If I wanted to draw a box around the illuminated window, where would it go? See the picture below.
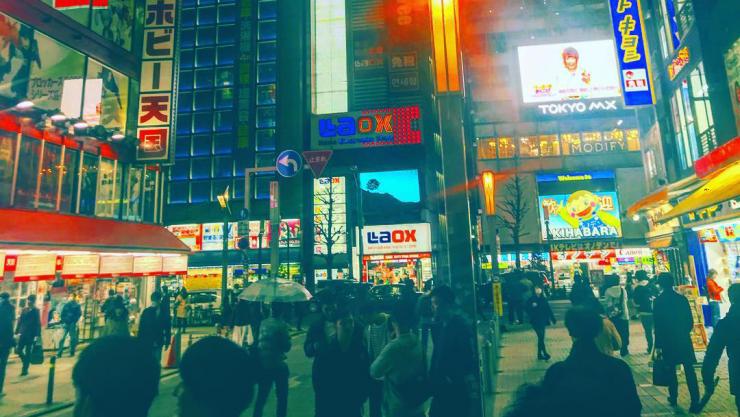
[519,137,538,158]
[497,137,515,159]
[603,129,626,152]
[625,129,640,151]
[477,138,497,159]
[538,135,560,156]
[560,133,580,155]
[311,0,348,114]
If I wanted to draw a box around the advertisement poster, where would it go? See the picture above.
[678,285,708,351]
[539,191,623,240]
[537,172,623,241]
[517,40,621,103]
[167,224,203,251]
[202,222,237,251]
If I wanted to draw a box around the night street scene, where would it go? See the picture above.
[0,0,738,416]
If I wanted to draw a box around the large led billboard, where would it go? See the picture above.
[537,172,623,241]
[518,40,621,104]
[310,105,422,150]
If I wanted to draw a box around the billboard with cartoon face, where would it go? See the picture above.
[537,172,623,241]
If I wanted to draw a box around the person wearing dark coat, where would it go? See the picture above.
[57,293,82,357]
[541,306,642,417]
[702,283,740,414]
[526,286,556,360]
[16,294,41,376]
[653,272,701,412]
[429,286,477,417]
[305,307,370,417]
[0,292,15,395]
[138,292,168,361]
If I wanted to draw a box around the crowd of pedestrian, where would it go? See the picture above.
[505,270,740,416]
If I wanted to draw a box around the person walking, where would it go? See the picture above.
[505,275,525,325]
[569,275,593,307]
[102,291,129,336]
[540,306,642,417]
[429,286,477,417]
[306,307,370,417]
[702,283,740,415]
[370,305,427,417]
[706,269,725,327]
[583,295,622,357]
[363,303,390,417]
[0,293,14,396]
[526,285,556,361]
[416,292,434,365]
[253,303,291,417]
[232,298,251,347]
[632,271,656,353]
[57,293,81,358]
[16,294,40,376]
[604,274,630,356]
[174,288,189,333]
[138,291,168,361]
[653,272,701,413]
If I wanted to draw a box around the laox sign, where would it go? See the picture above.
[537,100,618,115]
[367,229,417,244]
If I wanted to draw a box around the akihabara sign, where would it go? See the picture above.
[137,0,178,162]
[362,223,431,255]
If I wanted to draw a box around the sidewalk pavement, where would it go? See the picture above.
[0,328,214,417]
[493,300,736,417]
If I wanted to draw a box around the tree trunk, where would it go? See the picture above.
[513,232,521,269]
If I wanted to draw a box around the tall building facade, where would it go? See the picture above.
[0,0,188,342]
[628,0,739,307]
[461,0,652,280]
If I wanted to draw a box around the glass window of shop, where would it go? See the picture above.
[671,80,700,170]
[477,138,496,159]
[538,135,560,156]
[497,137,515,158]
[14,137,42,209]
[58,147,79,213]
[95,158,120,218]
[37,142,63,210]
[122,165,144,221]
[0,131,17,206]
[79,153,99,215]
[142,168,159,223]
[560,133,580,155]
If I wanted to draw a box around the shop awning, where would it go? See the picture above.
[627,188,669,217]
[657,162,740,223]
[0,209,191,254]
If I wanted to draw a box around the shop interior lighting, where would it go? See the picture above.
[631,213,641,222]
[110,132,125,141]
[73,121,89,130]
[50,113,67,122]
[691,219,740,232]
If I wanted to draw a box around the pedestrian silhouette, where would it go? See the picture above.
[702,282,740,413]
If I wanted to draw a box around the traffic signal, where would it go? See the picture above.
[481,170,495,216]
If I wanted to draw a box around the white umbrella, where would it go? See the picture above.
[238,278,312,303]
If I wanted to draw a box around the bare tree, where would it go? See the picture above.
[314,179,345,278]
[497,174,530,269]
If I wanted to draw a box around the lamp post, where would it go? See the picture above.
[350,167,364,282]
[217,186,231,310]
[542,203,556,282]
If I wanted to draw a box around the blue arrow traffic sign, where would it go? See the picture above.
[276,150,303,178]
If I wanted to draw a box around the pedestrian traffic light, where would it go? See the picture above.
[481,170,495,216]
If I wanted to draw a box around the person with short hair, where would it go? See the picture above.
[703,283,740,414]
[253,304,291,417]
[57,292,82,358]
[654,272,701,412]
[138,291,169,361]
[177,336,256,417]
[526,285,556,361]
[0,292,14,395]
[429,286,476,417]
[72,336,160,417]
[603,274,630,356]
[370,304,426,417]
[540,307,641,417]
[16,294,40,376]
[706,269,725,327]
[632,271,657,353]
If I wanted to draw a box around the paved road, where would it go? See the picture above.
[44,333,315,417]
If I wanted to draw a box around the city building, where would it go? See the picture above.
[0,0,188,344]
[628,0,739,320]
[461,0,651,283]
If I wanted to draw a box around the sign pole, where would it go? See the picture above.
[269,181,280,279]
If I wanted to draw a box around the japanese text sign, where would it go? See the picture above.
[608,0,656,106]
[137,0,178,162]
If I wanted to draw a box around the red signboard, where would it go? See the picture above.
[694,136,740,178]
[55,0,108,8]
[303,150,333,178]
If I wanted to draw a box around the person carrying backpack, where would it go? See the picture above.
[57,293,82,357]
[370,305,427,417]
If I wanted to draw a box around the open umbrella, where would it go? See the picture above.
[238,278,312,303]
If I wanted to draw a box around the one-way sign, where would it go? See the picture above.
[302,150,333,178]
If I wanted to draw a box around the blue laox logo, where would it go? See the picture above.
[367,230,417,244]
[318,114,393,138]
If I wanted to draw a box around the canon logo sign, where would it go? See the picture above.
[367,230,417,244]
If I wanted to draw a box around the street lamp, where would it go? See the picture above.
[218,186,231,311]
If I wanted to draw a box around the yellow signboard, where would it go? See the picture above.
[492,282,503,317]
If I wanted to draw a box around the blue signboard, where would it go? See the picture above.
[608,0,656,106]
[276,150,302,178]
[664,0,681,50]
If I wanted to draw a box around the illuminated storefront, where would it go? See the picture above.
[361,223,432,288]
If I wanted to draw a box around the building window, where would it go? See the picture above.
[538,135,560,156]
[561,133,580,155]
[311,0,348,114]
[625,129,640,151]
[497,137,516,159]
[14,138,41,209]
[256,129,277,151]
[95,158,120,219]
[688,63,717,154]
[37,143,63,210]
[191,180,212,203]
[519,137,538,158]
[59,148,79,213]
[169,181,189,204]
[0,132,17,206]
[671,81,699,169]
[79,153,98,215]
[477,138,496,159]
